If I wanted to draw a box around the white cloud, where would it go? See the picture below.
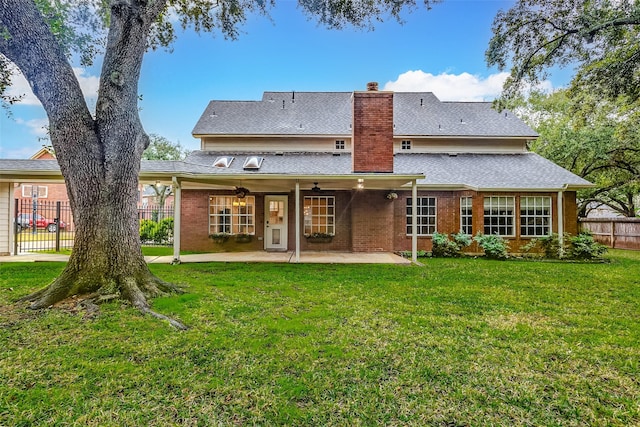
[384,70,555,101]
[15,117,49,138]
[384,70,509,101]
[6,66,100,106]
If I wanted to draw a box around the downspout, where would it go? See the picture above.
[295,180,300,263]
[412,180,418,263]
[557,188,564,258]
[172,177,181,264]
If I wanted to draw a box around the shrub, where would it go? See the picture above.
[567,232,607,260]
[521,233,567,259]
[139,217,174,244]
[431,232,472,257]
[139,219,159,243]
[400,250,428,258]
[474,233,509,260]
[154,217,174,244]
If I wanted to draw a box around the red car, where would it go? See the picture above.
[15,213,66,233]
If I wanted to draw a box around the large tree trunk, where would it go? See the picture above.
[0,0,185,328]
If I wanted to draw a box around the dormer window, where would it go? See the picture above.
[335,140,345,150]
[401,140,412,150]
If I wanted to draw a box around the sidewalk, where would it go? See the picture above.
[1,251,411,265]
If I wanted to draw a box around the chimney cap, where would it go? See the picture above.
[366,82,379,91]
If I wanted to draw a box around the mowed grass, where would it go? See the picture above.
[1,251,639,426]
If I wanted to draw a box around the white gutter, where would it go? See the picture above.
[412,180,418,264]
[172,177,181,264]
[557,188,564,257]
[295,180,300,263]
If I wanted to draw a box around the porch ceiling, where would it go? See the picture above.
[177,174,422,192]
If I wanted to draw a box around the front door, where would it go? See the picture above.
[265,196,288,251]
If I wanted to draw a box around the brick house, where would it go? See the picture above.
[0,83,592,260]
[178,83,591,260]
[12,147,69,201]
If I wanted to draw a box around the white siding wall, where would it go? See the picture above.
[0,182,11,255]
[394,138,528,154]
[202,136,527,154]
[203,137,351,152]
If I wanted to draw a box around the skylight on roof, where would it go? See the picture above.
[213,156,234,168]
[243,156,264,170]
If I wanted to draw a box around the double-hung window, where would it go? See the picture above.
[460,196,473,235]
[304,196,335,236]
[483,196,514,236]
[406,197,437,235]
[520,196,552,236]
[209,196,255,235]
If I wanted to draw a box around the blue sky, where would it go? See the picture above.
[0,0,571,158]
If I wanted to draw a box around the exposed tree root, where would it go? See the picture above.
[18,269,188,330]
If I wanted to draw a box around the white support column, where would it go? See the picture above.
[557,190,564,257]
[412,180,418,263]
[172,177,181,264]
[295,180,300,263]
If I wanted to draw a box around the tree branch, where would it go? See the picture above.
[0,0,93,124]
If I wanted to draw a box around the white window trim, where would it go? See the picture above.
[401,140,412,150]
[460,196,473,235]
[483,196,515,237]
[406,196,437,236]
[520,196,553,237]
[209,195,255,235]
[21,184,48,199]
[303,196,335,236]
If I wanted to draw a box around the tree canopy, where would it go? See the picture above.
[142,134,189,206]
[514,89,640,217]
[487,0,640,102]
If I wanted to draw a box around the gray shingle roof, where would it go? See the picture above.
[181,151,591,190]
[0,152,591,191]
[394,153,592,190]
[192,91,538,138]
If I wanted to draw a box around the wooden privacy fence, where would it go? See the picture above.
[580,217,640,250]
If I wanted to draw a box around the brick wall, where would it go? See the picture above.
[181,190,266,252]
[352,90,394,173]
[180,188,582,254]
[351,190,394,252]
[13,183,68,201]
[563,191,578,235]
[295,191,352,251]
[393,190,580,253]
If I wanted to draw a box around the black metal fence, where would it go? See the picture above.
[14,200,174,254]
[138,204,174,247]
[14,198,75,254]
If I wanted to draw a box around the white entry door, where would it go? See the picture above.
[265,196,288,251]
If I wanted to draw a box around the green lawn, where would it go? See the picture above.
[1,250,639,426]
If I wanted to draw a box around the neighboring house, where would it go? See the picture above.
[0,82,593,259]
[13,147,69,202]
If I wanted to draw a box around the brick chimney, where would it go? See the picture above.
[352,82,394,173]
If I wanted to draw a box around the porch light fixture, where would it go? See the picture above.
[213,156,234,168]
[243,156,264,170]
[386,192,398,200]
[357,178,364,190]
[311,182,321,193]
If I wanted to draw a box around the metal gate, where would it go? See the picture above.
[14,199,75,254]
